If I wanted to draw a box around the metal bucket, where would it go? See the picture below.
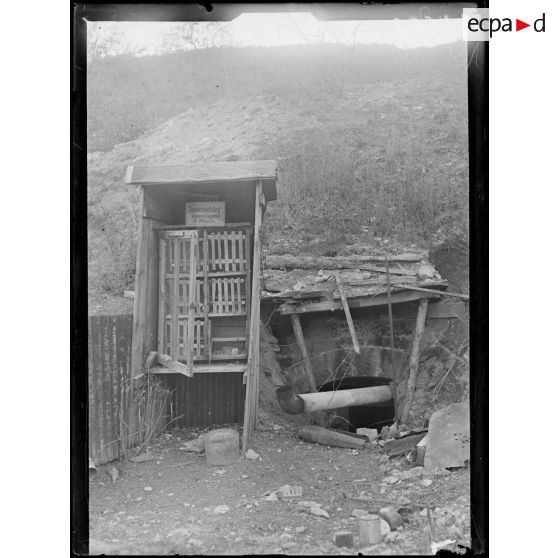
[204,428,239,466]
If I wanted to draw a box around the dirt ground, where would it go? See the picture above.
[89,413,470,556]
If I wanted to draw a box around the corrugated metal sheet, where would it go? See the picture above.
[163,372,246,428]
[88,314,133,465]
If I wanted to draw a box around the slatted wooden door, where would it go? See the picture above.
[158,230,199,373]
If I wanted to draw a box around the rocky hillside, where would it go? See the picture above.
[87,43,469,310]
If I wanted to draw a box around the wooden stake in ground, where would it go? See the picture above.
[334,274,360,354]
[399,298,429,425]
[385,259,399,421]
[290,313,326,426]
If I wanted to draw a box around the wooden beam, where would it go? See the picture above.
[289,314,327,426]
[265,253,426,270]
[150,363,246,375]
[129,189,151,450]
[385,259,399,421]
[242,181,263,455]
[158,354,193,377]
[399,299,429,425]
[335,274,360,354]
[279,289,440,315]
[395,285,469,300]
[186,231,197,375]
[290,314,318,393]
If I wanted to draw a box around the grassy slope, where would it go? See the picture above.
[88,43,469,305]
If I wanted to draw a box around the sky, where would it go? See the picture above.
[88,12,464,57]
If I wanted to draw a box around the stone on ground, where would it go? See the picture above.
[424,402,469,472]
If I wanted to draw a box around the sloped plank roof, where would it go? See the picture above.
[125,160,278,201]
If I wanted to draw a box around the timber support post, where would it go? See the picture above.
[290,313,327,426]
[399,298,429,425]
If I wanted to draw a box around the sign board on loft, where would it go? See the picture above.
[185,202,225,227]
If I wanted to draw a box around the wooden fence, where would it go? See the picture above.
[88,314,133,465]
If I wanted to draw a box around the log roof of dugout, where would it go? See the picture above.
[125,160,278,201]
[261,248,455,316]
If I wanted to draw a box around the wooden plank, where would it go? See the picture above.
[129,189,151,449]
[171,239,180,359]
[335,274,360,354]
[156,222,253,231]
[265,253,426,270]
[224,276,229,313]
[202,230,210,357]
[158,237,166,355]
[290,314,318,392]
[223,230,230,272]
[394,285,469,300]
[238,231,245,271]
[399,299,429,425]
[244,227,252,349]
[217,232,222,272]
[151,363,247,375]
[126,161,277,186]
[231,230,238,271]
[186,232,197,375]
[383,432,427,457]
[158,353,193,377]
[385,259,398,420]
[242,183,263,455]
[279,289,440,315]
[210,232,216,272]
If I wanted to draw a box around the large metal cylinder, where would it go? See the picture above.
[276,384,392,414]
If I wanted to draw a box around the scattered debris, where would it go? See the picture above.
[163,461,196,469]
[379,507,403,530]
[431,539,456,553]
[380,426,391,440]
[308,506,330,519]
[129,453,155,464]
[245,449,260,461]
[333,531,354,548]
[356,428,379,442]
[424,403,469,472]
[352,508,368,518]
[416,435,428,466]
[383,476,400,485]
[213,469,226,476]
[421,478,433,487]
[182,436,205,453]
[384,433,427,457]
[298,501,329,519]
[263,492,279,502]
[297,425,367,449]
[213,505,230,514]
[107,465,119,483]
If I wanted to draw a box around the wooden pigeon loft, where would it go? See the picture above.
[125,160,277,449]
